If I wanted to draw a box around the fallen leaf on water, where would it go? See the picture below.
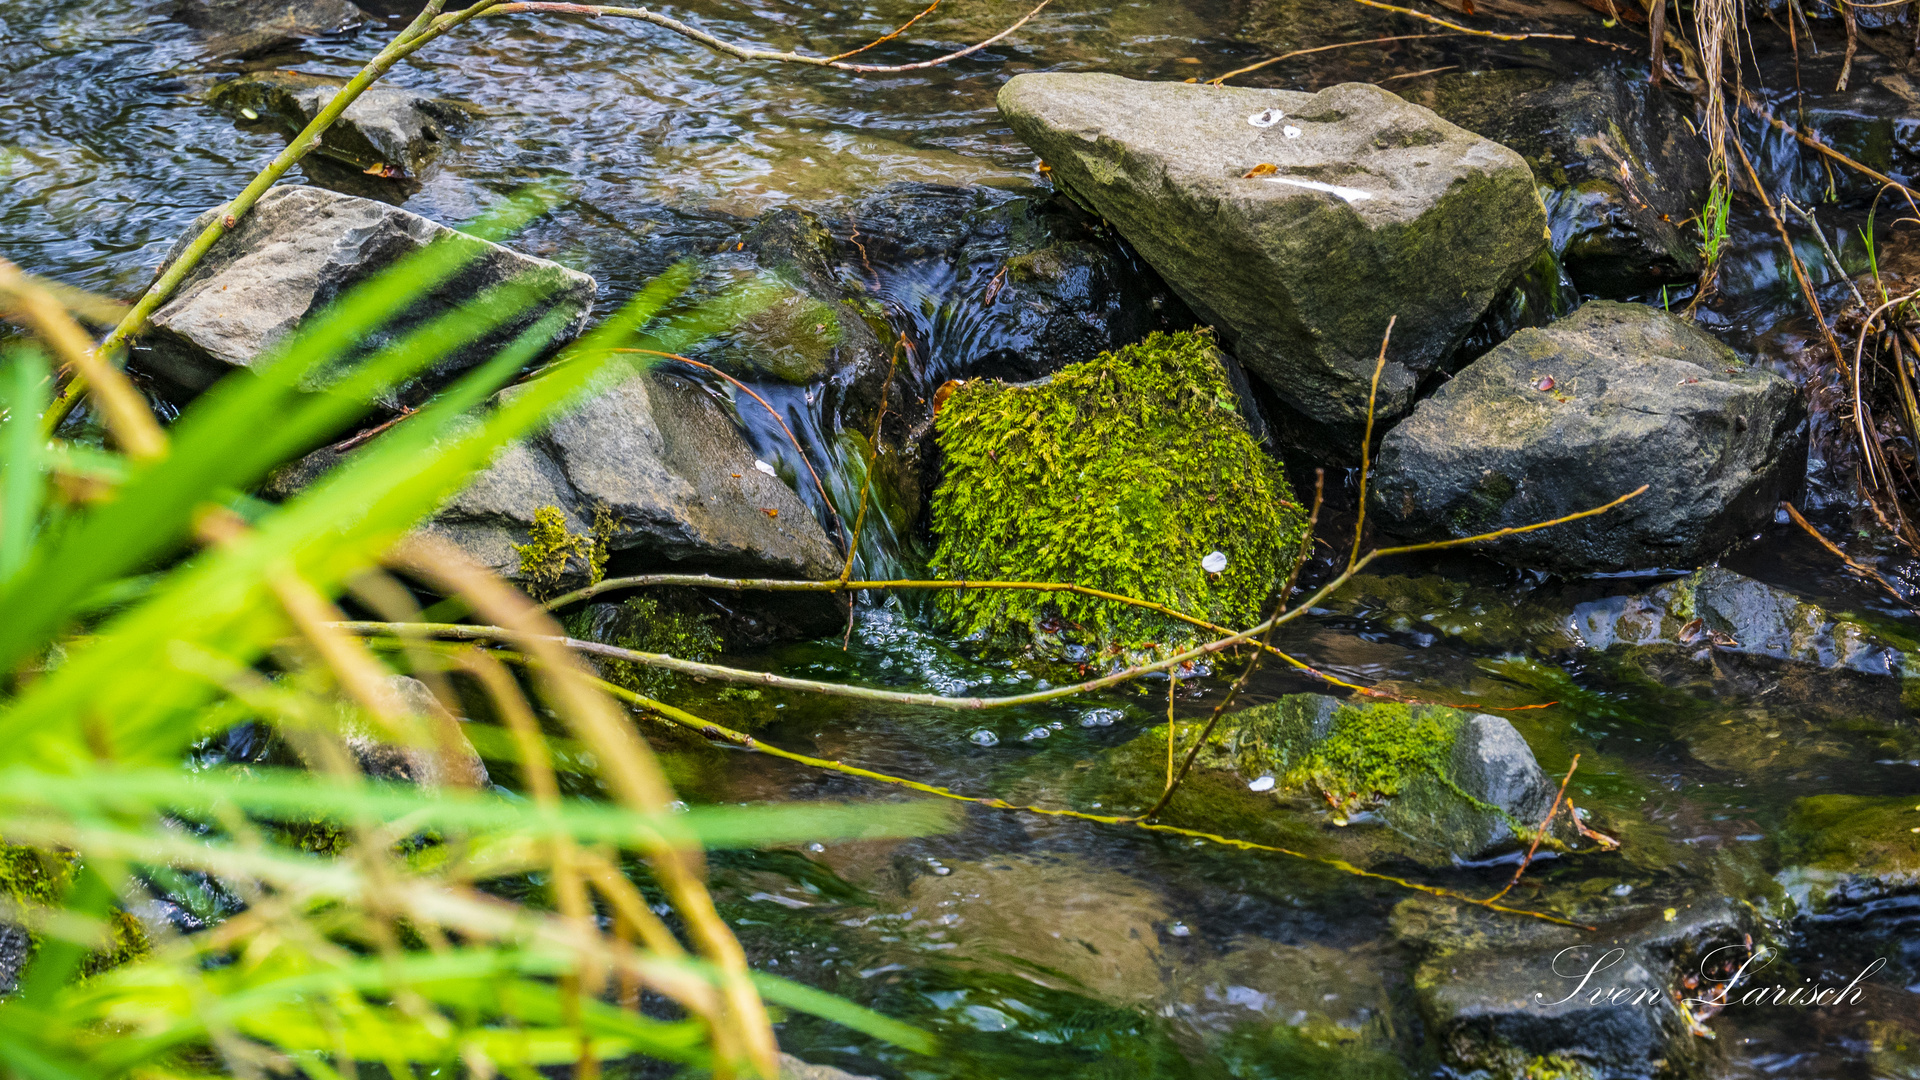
[362,162,402,178]
[1242,163,1278,178]
[1678,618,1705,644]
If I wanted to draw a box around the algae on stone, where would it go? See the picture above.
[929,329,1308,653]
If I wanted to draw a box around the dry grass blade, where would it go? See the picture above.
[0,257,165,460]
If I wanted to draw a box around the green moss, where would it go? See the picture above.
[1232,699,1492,819]
[928,329,1308,654]
[513,504,615,600]
[0,843,150,978]
[566,596,721,698]
[1781,794,1920,878]
[723,283,842,384]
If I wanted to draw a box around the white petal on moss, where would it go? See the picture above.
[1201,550,1228,574]
[1248,775,1276,792]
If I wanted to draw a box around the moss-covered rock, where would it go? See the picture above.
[1226,695,1559,860]
[0,843,149,991]
[928,329,1308,654]
[1779,794,1920,913]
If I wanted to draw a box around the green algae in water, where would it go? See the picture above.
[929,329,1308,653]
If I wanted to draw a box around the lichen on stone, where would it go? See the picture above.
[928,329,1308,654]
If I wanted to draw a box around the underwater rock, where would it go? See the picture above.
[139,186,595,404]
[779,1055,877,1080]
[1408,68,1708,296]
[0,922,26,995]
[421,368,845,642]
[1371,301,1805,573]
[997,74,1546,439]
[209,71,474,180]
[1395,888,1753,1080]
[928,329,1307,653]
[1225,695,1558,861]
[173,0,366,56]
[1571,566,1916,678]
[1779,795,1920,915]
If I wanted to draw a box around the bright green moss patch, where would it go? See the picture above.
[929,329,1308,653]
[1231,698,1486,818]
[0,842,150,978]
[513,504,615,600]
[1782,794,1920,879]
[566,596,722,698]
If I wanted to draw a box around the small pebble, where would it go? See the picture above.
[969,729,999,747]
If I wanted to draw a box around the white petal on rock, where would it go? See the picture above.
[1248,775,1276,792]
[1264,176,1374,203]
[1247,108,1283,128]
[1283,125,1302,139]
[753,459,778,476]
[1201,550,1228,574]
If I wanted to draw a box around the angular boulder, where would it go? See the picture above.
[420,367,846,642]
[1370,301,1806,572]
[1396,888,1753,1079]
[1409,68,1709,296]
[209,72,474,179]
[140,185,595,404]
[997,74,1547,438]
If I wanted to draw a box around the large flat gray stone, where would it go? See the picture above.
[997,74,1547,439]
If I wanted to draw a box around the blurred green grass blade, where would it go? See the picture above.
[1,347,49,582]
[750,970,938,1054]
[0,767,955,849]
[16,863,116,1006]
[0,276,557,672]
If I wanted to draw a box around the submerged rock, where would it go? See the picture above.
[340,675,490,789]
[1572,566,1917,679]
[421,368,845,642]
[1371,301,1805,573]
[1395,888,1753,1079]
[209,72,474,180]
[997,74,1546,439]
[1226,695,1559,860]
[1410,68,1708,296]
[140,185,595,404]
[174,0,366,56]
[928,329,1307,653]
[1779,795,1920,932]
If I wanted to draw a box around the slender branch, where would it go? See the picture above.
[479,0,1053,73]
[828,0,941,61]
[1336,0,1575,41]
[1482,753,1579,904]
[1350,317,1393,573]
[1780,500,1917,612]
[574,669,1592,929]
[1207,34,1452,86]
[41,0,494,435]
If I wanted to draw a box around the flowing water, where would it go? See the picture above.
[6,0,1920,1075]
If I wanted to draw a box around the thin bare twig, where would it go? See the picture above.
[1350,317,1394,573]
[828,0,941,61]
[1780,500,1917,612]
[1483,753,1579,905]
[1206,34,1451,85]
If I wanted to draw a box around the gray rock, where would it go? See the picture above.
[1408,68,1708,296]
[1571,566,1916,678]
[209,71,474,179]
[1371,301,1806,572]
[1226,694,1559,861]
[0,923,28,996]
[780,1054,878,1080]
[1396,888,1752,1079]
[140,185,595,404]
[996,74,1547,438]
[421,368,846,640]
[341,675,490,788]
[174,0,366,56]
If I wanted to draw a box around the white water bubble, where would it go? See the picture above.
[1080,708,1122,728]
[1247,775,1276,792]
[969,729,1000,747]
[1021,726,1052,741]
[1201,550,1228,574]
[1248,108,1284,128]
[807,842,826,853]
